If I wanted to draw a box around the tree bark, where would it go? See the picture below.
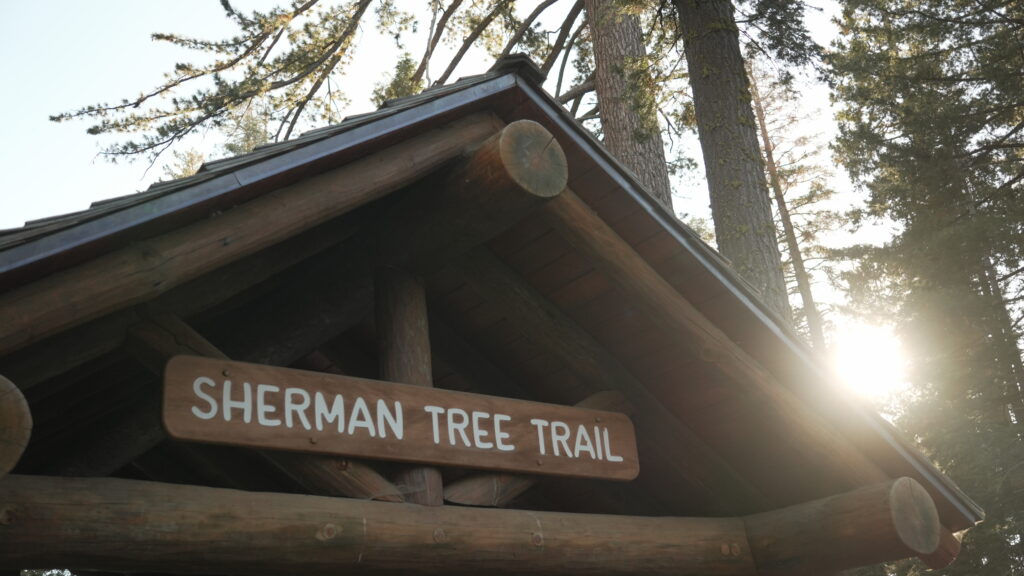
[584,0,674,209]
[0,475,941,575]
[748,72,826,350]
[673,0,790,321]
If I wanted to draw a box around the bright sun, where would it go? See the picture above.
[830,322,909,401]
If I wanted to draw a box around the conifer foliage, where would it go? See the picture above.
[832,0,1024,572]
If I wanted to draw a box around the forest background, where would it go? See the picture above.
[2,1,1022,574]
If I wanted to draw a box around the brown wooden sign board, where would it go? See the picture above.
[163,355,639,481]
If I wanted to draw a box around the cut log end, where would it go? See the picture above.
[891,477,941,555]
[498,120,568,199]
[0,375,32,478]
[919,527,961,569]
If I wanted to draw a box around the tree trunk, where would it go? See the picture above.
[672,0,790,321]
[748,72,826,350]
[584,0,673,209]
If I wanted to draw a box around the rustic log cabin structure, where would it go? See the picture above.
[0,56,981,575]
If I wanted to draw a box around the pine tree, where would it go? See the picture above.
[832,0,1024,572]
[53,0,820,323]
[748,62,837,349]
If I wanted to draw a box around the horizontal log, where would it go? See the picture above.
[0,474,751,575]
[539,188,889,487]
[0,476,939,575]
[743,477,940,575]
[444,391,633,507]
[0,112,504,357]
[0,375,31,477]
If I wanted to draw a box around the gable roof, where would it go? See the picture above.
[0,56,982,532]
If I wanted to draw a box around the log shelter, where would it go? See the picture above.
[0,56,982,575]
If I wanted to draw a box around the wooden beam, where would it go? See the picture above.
[454,247,765,514]
[0,375,31,477]
[376,266,443,506]
[0,112,504,357]
[378,119,567,272]
[444,391,632,507]
[0,475,940,575]
[743,477,940,575]
[539,188,889,486]
[919,526,961,569]
[0,215,359,392]
[127,309,403,503]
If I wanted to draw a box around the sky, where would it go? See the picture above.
[0,1,907,402]
[0,0,841,230]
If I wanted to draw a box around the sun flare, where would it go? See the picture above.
[830,322,908,401]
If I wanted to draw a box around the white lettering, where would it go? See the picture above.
[594,425,604,460]
[447,408,471,447]
[256,384,281,426]
[284,388,311,430]
[191,376,218,420]
[551,421,573,458]
[314,392,345,432]
[603,427,623,462]
[471,411,493,449]
[348,397,376,437]
[494,413,515,452]
[424,405,444,444]
[222,380,252,423]
[573,425,596,459]
[530,419,550,455]
[376,400,403,440]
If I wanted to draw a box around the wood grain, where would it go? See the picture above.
[743,477,940,575]
[127,310,402,502]
[163,355,639,481]
[540,188,889,487]
[0,475,941,575]
[0,112,504,357]
[377,266,443,505]
[0,375,31,477]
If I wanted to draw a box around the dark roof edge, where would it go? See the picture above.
[511,77,985,528]
[0,74,519,288]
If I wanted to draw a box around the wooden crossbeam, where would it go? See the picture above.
[0,112,504,357]
[444,390,632,507]
[454,247,766,514]
[539,189,890,487]
[0,475,940,575]
[127,309,404,503]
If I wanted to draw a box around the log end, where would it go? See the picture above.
[0,375,32,477]
[890,477,941,555]
[498,120,568,199]
[918,527,961,569]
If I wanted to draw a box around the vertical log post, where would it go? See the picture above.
[376,266,443,505]
[0,375,31,478]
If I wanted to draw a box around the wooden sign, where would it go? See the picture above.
[163,355,639,481]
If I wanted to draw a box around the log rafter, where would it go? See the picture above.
[0,475,942,575]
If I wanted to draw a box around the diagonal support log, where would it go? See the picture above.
[0,475,940,575]
[0,112,505,357]
[454,247,765,513]
[444,390,632,507]
[539,188,888,487]
[128,309,404,502]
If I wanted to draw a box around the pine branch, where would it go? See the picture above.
[434,0,511,86]
[412,0,465,86]
[543,0,584,77]
[498,0,560,59]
